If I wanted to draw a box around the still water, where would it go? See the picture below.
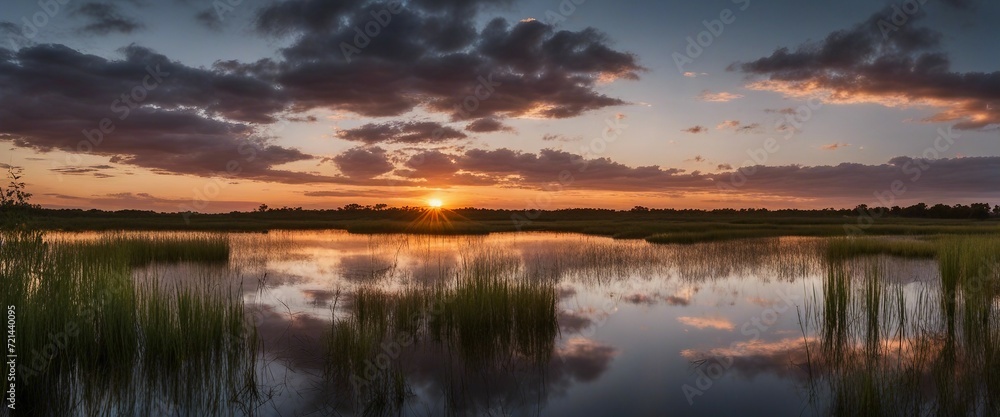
[60,231,996,416]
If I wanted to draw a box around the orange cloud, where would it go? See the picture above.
[677,316,735,331]
[698,90,744,102]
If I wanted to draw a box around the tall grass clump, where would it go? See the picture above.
[0,230,260,416]
[324,248,559,415]
[807,235,1000,416]
[826,237,938,261]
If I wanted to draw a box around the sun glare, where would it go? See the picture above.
[428,199,443,209]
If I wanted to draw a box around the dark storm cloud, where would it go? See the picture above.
[73,2,145,35]
[0,44,333,184]
[735,6,1000,130]
[248,0,643,120]
[465,117,514,133]
[336,121,467,144]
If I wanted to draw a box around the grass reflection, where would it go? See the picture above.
[808,235,1000,416]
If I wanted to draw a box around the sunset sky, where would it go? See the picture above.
[1,0,998,212]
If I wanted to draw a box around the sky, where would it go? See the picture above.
[1,0,998,212]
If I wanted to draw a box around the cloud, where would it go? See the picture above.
[330,146,395,179]
[395,150,461,181]
[717,120,762,133]
[554,338,617,382]
[73,2,145,35]
[681,337,812,379]
[247,1,644,120]
[0,45,341,184]
[194,8,223,31]
[303,189,426,198]
[735,123,763,134]
[764,107,797,115]
[698,90,744,102]
[0,0,645,187]
[677,316,735,331]
[821,142,851,151]
[377,145,1000,202]
[50,164,118,177]
[681,125,708,134]
[715,120,763,133]
[686,155,706,163]
[683,71,707,78]
[717,120,740,129]
[541,133,577,142]
[734,6,1000,130]
[465,117,514,133]
[336,121,467,144]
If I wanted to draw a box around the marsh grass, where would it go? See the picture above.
[807,235,1000,416]
[0,230,259,416]
[826,237,938,261]
[324,248,558,415]
[645,223,1000,245]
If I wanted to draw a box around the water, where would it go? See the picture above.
[41,231,998,416]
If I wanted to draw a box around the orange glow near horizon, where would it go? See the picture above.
[428,198,444,209]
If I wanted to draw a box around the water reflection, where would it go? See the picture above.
[29,231,999,416]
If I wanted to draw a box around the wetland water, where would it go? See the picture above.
[9,231,999,416]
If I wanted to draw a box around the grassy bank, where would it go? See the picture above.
[15,207,1000,244]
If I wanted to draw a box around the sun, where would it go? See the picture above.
[428,198,443,209]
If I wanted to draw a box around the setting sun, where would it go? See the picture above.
[428,199,443,209]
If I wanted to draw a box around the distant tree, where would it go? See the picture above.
[994,205,1000,217]
[0,167,36,209]
[970,203,991,219]
[257,204,269,213]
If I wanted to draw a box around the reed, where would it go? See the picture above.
[825,237,938,261]
[0,229,258,416]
